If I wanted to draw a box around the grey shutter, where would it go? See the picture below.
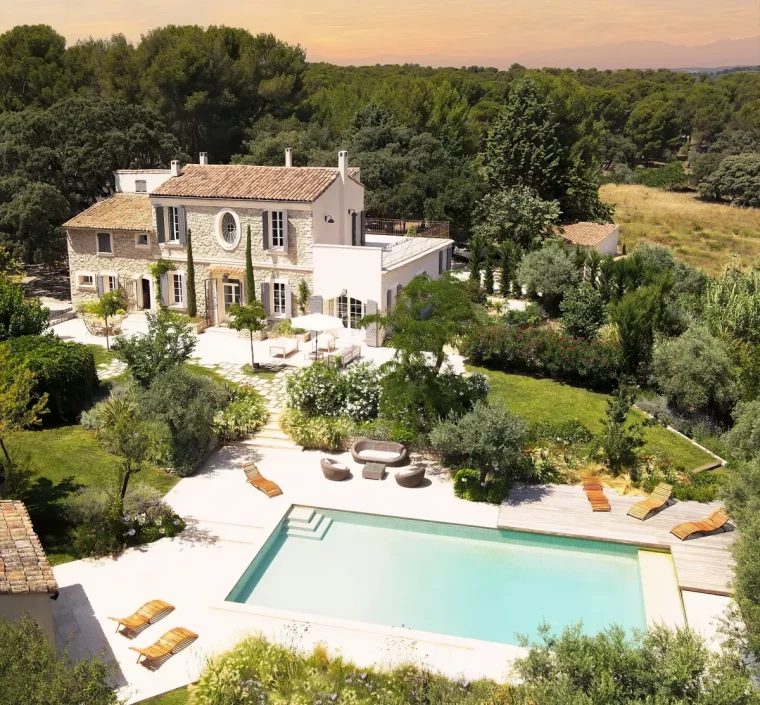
[178,206,187,245]
[309,295,323,314]
[96,276,104,296]
[438,250,444,275]
[365,300,378,347]
[282,211,289,253]
[205,279,216,325]
[260,282,271,315]
[446,246,452,271]
[159,273,169,306]
[396,283,402,297]
[386,289,392,309]
[155,206,165,243]
[351,213,357,246]
[262,211,269,250]
[360,211,367,246]
[284,282,292,318]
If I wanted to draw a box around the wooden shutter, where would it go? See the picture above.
[159,273,169,306]
[386,289,392,309]
[262,212,269,250]
[309,295,323,314]
[284,282,292,318]
[178,206,187,245]
[360,211,366,246]
[96,276,104,296]
[181,273,187,306]
[351,213,357,246]
[282,211,289,252]
[155,206,165,243]
[396,283,402,298]
[260,282,271,315]
[446,247,452,271]
[438,250,444,275]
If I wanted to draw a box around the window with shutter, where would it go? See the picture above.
[271,211,286,249]
[386,289,392,309]
[97,232,112,254]
[262,212,269,250]
[351,213,358,246]
[439,250,444,275]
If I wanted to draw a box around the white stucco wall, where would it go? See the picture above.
[381,240,452,311]
[312,244,383,305]
[311,176,365,247]
[115,171,172,194]
[0,594,55,643]
[597,228,619,256]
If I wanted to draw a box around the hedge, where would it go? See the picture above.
[463,325,621,391]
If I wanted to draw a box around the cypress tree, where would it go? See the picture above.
[498,241,514,297]
[185,230,196,317]
[483,242,495,295]
[469,235,483,285]
[245,224,256,303]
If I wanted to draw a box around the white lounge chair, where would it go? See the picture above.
[268,337,298,358]
[316,333,336,351]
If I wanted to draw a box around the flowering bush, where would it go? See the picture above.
[463,325,621,391]
[213,385,268,442]
[343,363,382,421]
[452,468,511,503]
[279,408,355,451]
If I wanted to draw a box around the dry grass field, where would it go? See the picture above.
[600,184,760,276]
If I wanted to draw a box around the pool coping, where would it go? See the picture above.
[216,502,681,655]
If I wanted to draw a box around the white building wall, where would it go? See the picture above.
[312,244,383,305]
[311,176,365,247]
[597,228,619,256]
[115,171,172,194]
[0,594,55,643]
[381,242,451,311]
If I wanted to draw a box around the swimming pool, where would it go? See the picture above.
[227,507,647,646]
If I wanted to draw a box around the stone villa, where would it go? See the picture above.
[64,150,453,345]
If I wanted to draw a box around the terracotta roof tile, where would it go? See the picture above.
[63,193,152,232]
[0,500,57,595]
[152,164,357,202]
[560,222,619,247]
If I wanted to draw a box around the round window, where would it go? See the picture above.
[221,212,237,245]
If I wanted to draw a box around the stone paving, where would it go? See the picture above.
[96,359,128,380]
[191,359,294,410]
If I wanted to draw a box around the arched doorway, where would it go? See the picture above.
[326,295,364,329]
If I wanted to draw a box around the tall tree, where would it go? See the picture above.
[245,224,255,304]
[227,302,267,368]
[185,227,197,317]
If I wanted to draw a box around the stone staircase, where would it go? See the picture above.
[242,408,303,451]
[285,507,332,540]
[48,306,76,325]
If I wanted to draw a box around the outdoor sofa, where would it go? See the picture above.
[351,439,407,466]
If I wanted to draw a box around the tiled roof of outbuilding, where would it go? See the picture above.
[560,222,619,247]
[0,500,57,595]
[151,164,360,202]
[63,193,152,232]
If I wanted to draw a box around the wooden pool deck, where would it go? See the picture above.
[498,485,735,596]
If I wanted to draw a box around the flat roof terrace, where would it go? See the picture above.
[498,484,734,595]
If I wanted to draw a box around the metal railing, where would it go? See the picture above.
[365,218,449,239]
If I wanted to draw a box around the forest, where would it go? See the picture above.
[0,23,758,263]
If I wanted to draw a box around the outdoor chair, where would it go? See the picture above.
[108,599,175,638]
[351,439,407,466]
[243,462,283,498]
[395,466,426,488]
[582,476,610,512]
[670,509,731,541]
[321,457,351,481]
[627,483,673,520]
[129,627,198,670]
[316,333,336,351]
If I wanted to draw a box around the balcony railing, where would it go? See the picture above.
[365,218,449,239]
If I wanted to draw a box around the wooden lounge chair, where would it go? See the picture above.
[627,483,673,520]
[243,462,283,498]
[670,509,730,541]
[582,476,610,512]
[129,627,198,669]
[107,600,175,637]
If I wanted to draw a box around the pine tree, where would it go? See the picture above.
[483,78,563,198]
[245,224,255,303]
[483,242,495,294]
[185,228,197,317]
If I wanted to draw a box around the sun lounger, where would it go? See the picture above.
[316,333,336,351]
[243,462,283,498]
[129,627,198,669]
[582,476,610,512]
[670,509,730,541]
[268,337,298,358]
[627,483,673,520]
[107,600,175,637]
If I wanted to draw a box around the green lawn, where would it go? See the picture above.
[470,367,715,471]
[136,687,191,705]
[5,425,179,565]
[86,343,117,367]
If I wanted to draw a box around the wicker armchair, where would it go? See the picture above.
[321,458,351,481]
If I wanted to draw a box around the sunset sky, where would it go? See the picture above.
[4,0,759,68]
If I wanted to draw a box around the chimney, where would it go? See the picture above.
[170,160,181,177]
[285,148,293,168]
[199,152,208,165]
[338,150,348,183]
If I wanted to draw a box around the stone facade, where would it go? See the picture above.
[67,203,315,322]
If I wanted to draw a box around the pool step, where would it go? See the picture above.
[285,511,332,540]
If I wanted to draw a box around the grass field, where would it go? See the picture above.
[5,425,179,565]
[470,367,715,471]
[600,184,760,276]
[136,687,190,705]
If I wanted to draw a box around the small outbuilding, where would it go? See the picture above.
[0,500,58,643]
[560,222,619,256]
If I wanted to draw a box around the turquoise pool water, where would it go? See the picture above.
[227,508,646,646]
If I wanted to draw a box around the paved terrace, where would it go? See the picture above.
[498,484,735,595]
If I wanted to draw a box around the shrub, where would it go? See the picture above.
[463,325,621,391]
[723,399,760,461]
[560,283,606,339]
[528,419,594,445]
[65,482,184,557]
[112,308,196,386]
[650,324,739,417]
[286,362,345,416]
[279,408,354,451]
[343,362,382,421]
[138,366,228,475]
[213,386,268,442]
[452,467,511,503]
[595,386,644,476]
[0,334,98,422]
[634,160,688,189]
[517,243,579,314]
[0,613,119,705]
[356,417,421,445]
[503,302,542,326]
[0,273,49,342]
[699,153,760,207]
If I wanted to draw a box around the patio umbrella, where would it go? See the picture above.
[289,313,345,357]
